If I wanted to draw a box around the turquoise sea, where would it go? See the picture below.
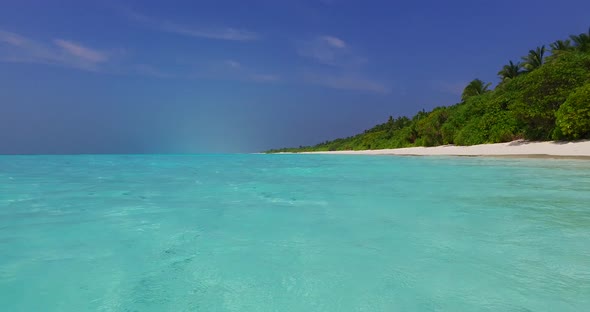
[1,155,589,311]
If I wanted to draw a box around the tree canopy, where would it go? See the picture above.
[461,79,492,102]
[521,46,546,72]
[267,28,590,153]
[498,61,522,82]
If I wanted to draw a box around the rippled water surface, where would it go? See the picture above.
[1,154,589,311]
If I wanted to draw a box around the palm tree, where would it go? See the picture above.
[550,39,572,54]
[497,61,522,82]
[570,27,590,52]
[461,79,492,101]
[521,46,546,72]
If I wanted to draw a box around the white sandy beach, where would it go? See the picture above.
[301,140,590,158]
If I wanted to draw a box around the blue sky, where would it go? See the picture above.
[1,0,589,153]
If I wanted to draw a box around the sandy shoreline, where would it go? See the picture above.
[295,140,590,159]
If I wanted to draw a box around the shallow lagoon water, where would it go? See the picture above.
[1,154,589,311]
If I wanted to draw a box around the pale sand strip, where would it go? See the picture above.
[299,140,590,158]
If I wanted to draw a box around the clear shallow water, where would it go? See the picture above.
[1,155,589,311]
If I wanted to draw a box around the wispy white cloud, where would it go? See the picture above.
[297,35,344,66]
[224,59,242,69]
[296,35,365,67]
[0,29,111,71]
[297,35,387,93]
[0,30,55,64]
[321,35,346,48]
[134,64,175,78]
[251,73,280,82]
[0,30,27,46]
[303,71,390,94]
[54,39,108,63]
[198,59,279,83]
[164,24,259,41]
[129,12,259,42]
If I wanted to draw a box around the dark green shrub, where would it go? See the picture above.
[555,84,590,139]
[508,52,590,139]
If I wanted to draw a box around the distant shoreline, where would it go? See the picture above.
[278,140,590,159]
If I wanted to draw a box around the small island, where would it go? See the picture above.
[267,28,590,156]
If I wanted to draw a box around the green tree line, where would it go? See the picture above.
[267,28,590,153]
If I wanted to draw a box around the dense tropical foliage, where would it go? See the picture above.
[497,61,522,82]
[267,28,590,153]
[555,83,590,139]
[521,46,545,72]
[461,79,491,101]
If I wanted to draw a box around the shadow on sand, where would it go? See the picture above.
[508,140,589,146]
